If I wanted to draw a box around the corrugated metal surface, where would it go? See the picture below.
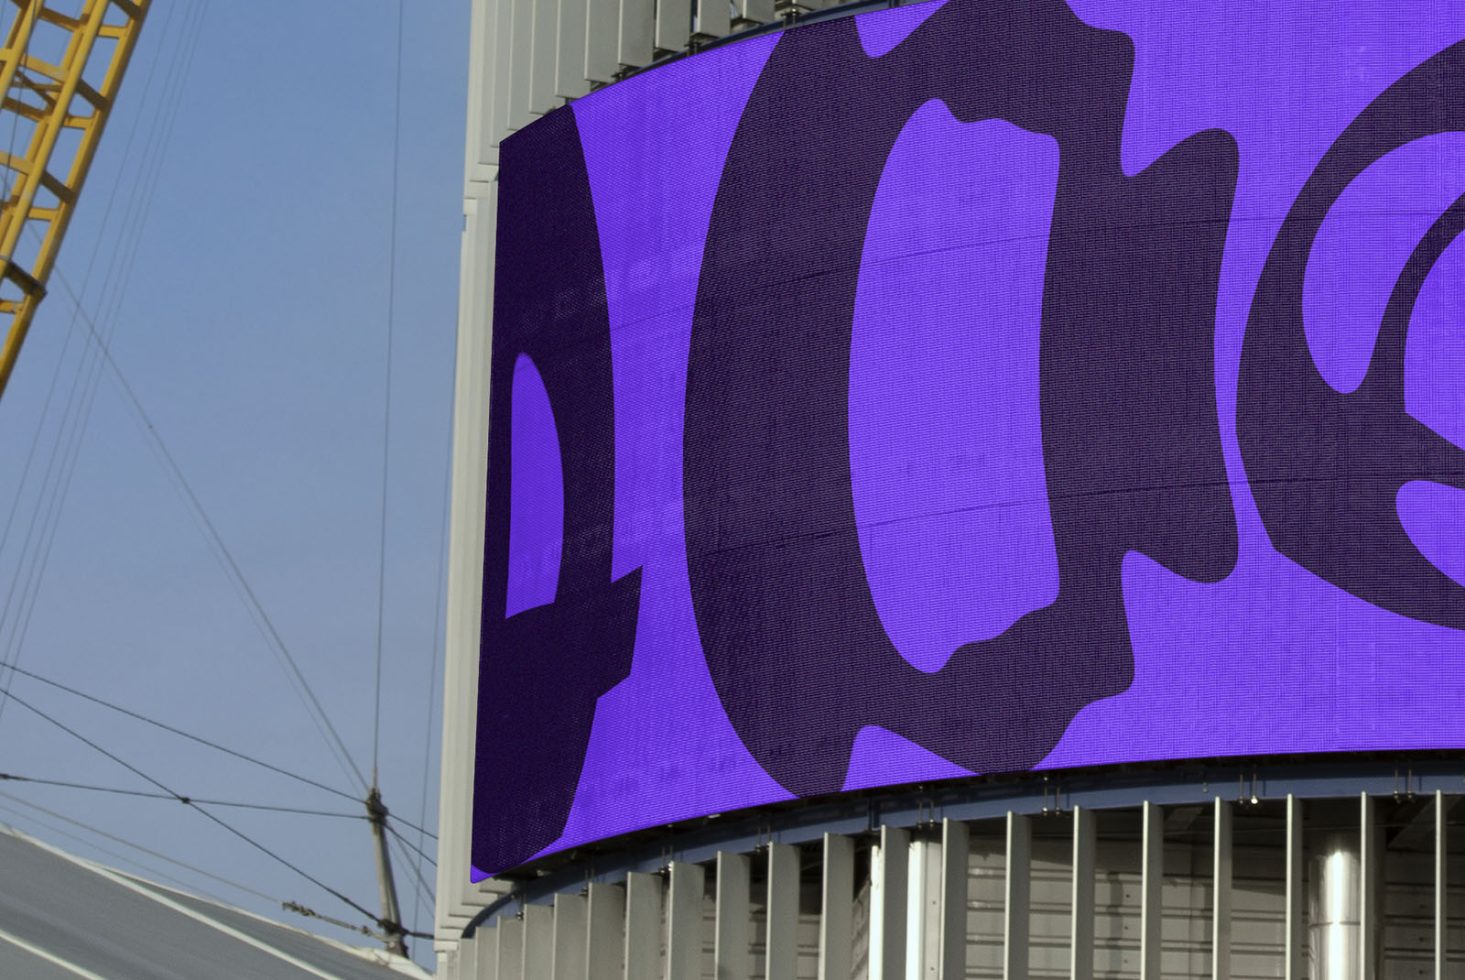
[0,827,424,979]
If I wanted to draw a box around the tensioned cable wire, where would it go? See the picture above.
[386,830,433,922]
[0,2,189,702]
[0,1,206,667]
[3,687,385,928]
[35,256,372,796]
[372,0,407,785]
[0,0,180,592]
[0,796,257,906]
[0,1,202,728]
[0,790,283,905]
[0,661,382,808]
[0,772,367,820]
[0,0,371,796]
[384,821,435,870]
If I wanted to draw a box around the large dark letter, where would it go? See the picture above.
[1238,43,1465,628]
[684,0,1239,796]
[474,111,641,873]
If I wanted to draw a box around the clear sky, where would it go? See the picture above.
[0,1,469,969]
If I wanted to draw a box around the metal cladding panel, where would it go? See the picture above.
[469,0,1465,878]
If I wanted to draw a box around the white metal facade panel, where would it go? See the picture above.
[821,835,855,980]
[625,872,663,980]
[695,0,731,39]
[589,883,627,980]
[530,0,561,113]
[584,0,620,82]
[555,0,592,99]
[617,0,654,68]
[655,0,692,52]
[718,851,753,980]
[553,894,587,980]
[735,0,774,25]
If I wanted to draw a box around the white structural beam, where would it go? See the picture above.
[735,0,774,24]
[499,918,525,980]
[461,931,480,980]
[667,863,706,979]
[509,0,536,128]
[1003,812,1031,980]
[617,0,653,68]
[1211,799,1232,980]
[654,0,690,52]
[529,0,560,114]
[819,834,853,980]
[1284,795,1303,980]
[1139,802,1162,980]
[625,873,661,980]
[872,826,910,980]
[588,883,626,980]
[694,0,729,38]
[1360,794,1379,976]
[1070,807,1095,980]
[715,851,750,980]
[553,895,587,980]
[479,926,501,980]
[939,819,969,980]
[584,0,619,83]
[555,0,591,99]
[526,905,554,980]
[766,844,800,980]
[1437,792,1449,980]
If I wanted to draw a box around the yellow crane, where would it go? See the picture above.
[0,0,148,400]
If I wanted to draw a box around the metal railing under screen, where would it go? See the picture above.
[444,783,1462,980]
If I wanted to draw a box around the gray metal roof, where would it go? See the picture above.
[0,826,430,979]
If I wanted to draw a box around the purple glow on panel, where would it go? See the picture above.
[476,0,1465,873]
[850,106,1059,674]
[1302,134,1465,395]
[1044,0,1465,771]
[542,33,791,862]
[855,0,948,59]
[503,354,562,618]
[1406,231,1465,450]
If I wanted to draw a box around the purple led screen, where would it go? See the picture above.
[474,0,1465,877]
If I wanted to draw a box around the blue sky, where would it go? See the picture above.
[0,1,469,968]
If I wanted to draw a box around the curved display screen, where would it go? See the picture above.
[473,0,1465,876]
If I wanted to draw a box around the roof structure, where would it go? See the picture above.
[0,825,431,979]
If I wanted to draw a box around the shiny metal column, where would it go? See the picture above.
[499,917,525,980]
[1003,812,1031,980]
[1140,802,1163,980]
[766,844,800,980]
[1309,799,1372,980]
[872,825,910,980]
[526,905,554,980]
[667,862,705,980]
[1285,795,1304,980]
[553,895,587,980]
[624,873,661,980]
[1436,792,1448,980]
[1359,795,1379,978]
[1071,806,1095,980]
[819,834,854,980]
[587,883,626,980]
[939,819,969,980]
[1212,799,1232,980]
[715,851,751,980]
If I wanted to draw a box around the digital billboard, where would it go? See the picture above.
[473,0,1465,876]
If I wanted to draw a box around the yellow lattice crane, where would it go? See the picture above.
[0,0,148,400]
